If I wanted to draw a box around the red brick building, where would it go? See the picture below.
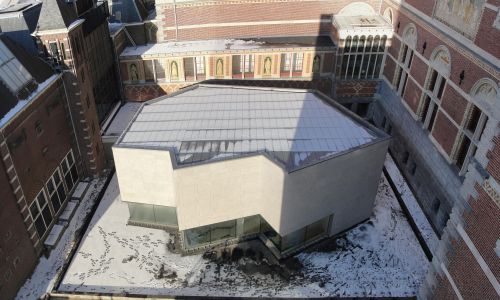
[33,0,121,176]
[112,0,499,298]
[0,34,80,300]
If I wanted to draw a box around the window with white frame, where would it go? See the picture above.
[195,56,205,75]
[280,53,291,72]
[340,34,387,79]
[418,47,451,133]
[30,190,53,239]
[46,168,66,214]
[60,150,78,192]
[453,79,498,174]
[394,25,416,96]
[241,54,253,73]
[292,53,304,72]
[453,104,488,173]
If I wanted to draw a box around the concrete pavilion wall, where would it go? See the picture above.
[113,147,176,207]
[113,138,389,237]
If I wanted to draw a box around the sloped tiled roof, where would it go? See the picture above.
[37,0,77,31]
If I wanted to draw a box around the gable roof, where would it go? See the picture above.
[37,0,77,31]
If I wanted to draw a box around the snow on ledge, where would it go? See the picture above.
[384,154,439,254]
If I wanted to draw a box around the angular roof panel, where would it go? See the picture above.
[117,85,386,171]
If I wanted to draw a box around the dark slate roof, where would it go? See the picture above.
[37,0,77,31]
[0,34,53,83]
[0,34,55,125]
[0,2,41,54]
[109,0,149,23]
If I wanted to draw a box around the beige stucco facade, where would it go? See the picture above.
[113,138,389,236]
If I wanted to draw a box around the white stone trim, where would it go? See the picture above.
[163,19,330,30]
[457,224,500,296]
[387,0,500,78]
[440,262,464,300]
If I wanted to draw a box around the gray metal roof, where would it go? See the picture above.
[117,85,381,171]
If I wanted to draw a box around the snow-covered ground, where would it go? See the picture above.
[59,174,429,297]
[384,154,439,254]
[15,177,108,300]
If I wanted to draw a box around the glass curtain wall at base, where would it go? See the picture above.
[128,202,178,227]
[183,214,331,252]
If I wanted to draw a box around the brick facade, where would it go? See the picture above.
[378,0,500,299]
[0,76,78,299]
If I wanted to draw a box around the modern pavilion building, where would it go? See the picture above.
[113,84,389,257]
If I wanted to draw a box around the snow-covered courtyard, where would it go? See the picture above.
[16,177,109,300]
[58,173,429,298]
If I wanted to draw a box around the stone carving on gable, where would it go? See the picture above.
[433,0,485,39]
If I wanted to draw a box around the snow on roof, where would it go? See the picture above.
[104,102,142,136]
[0,73,58,128]
[333,15,393,39]
[120,36,335,57]
[116,85,384,170]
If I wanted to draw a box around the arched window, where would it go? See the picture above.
[344,36,352,53]
[338,2,376,16]
[394,24,417,96]
[453,79,497,173]
[383,8,393,25]
[418,46,452,134]
[358,36,366,52]
[379,35,387,52]
[340,34,386,80]
[372,35,380,52]
[402,24,417,50]
[351,36,359,52]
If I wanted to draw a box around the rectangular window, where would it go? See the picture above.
[428,70,438,92]
[183,57,195,80]
[400,74,409,96]
[280,53,291,72]
[242,54,253,73]
[400,45,408,63]
[154,60,165,80]
[184,219,236,248]
[305,217,329,241]
[49,42,59,61]
[243,215,260,235]
[406,50,414,68]
[466,105,481,133]
[60,42,66,60]
[456,135,471,169]
[30,190,53,239]
[436,79,446,100]
[60,150,78,192]
[195,56,205,75]
[426,104,438,132]
[144,60,155,82]
[232,55,242,75]
[46,168,66,214]
[128,203,178,227]
[292,53,304,72]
